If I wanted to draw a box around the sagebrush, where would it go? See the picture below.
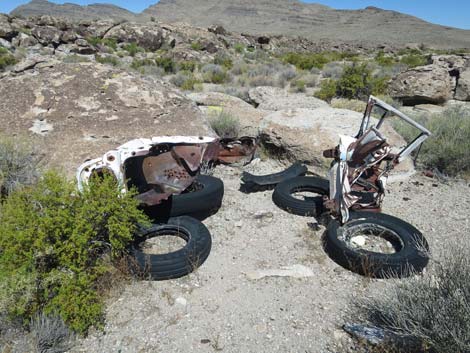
[351,242,470,353]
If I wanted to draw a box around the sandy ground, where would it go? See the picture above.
[71,160,470,353]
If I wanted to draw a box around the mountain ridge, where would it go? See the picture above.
[9,0,470,49]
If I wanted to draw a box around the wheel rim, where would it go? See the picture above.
[340,223,404,254]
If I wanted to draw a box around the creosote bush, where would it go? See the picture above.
[0,172,149,334]
[393,105,470,176]
[351,241,470,353]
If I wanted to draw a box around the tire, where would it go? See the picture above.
[272,176,329,217]
[130,216,212,280]
[171,175,224,217]
[324,212,429,278]
[141,175,224,222]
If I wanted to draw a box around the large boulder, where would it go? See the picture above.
[31,25,62,46]
[259,107,414,177]
[455,70,470,101]
[248,86,328,111]
[0,61,214,175]
[389,65,453,105]
[104,23,164,51]
[187,91,268,136]
[0,15,18,41]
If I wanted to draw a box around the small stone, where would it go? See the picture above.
[351,236,366,247]
[175,297,187,307]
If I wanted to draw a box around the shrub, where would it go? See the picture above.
[322,61,344,79]
[86,36,101,46]
[375,51,397,67]
[62,54,91,63]
[122,42,144,57]
[393,105,470,176]
[400,53,430,68]
[102,38,118,51]
[282,51,357,71]
[213,53,233,70]
[314,78,337,102]
[170,71,201,90]
[95,54,119,66]
[0,47,17,71]
[208,110,241,138]
[201,64,229,84]
[0,172,149,333]
[291,79,306,93]
[130,58,155,70]
[336,63,389,99]
[233,43,245,53]
[177,60,197,72]
[351,241,470,353]
[0,135,40,197]
[155,56,175,73]
[190,41,204,51]
[30,313,73,353]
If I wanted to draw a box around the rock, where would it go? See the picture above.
[31,25,62,46]
[432,54,469,71]
[104,23,164,51]
[455,69,470,101]
[259,107,414,178]
[0,14,18,41]
[29,119,53,135]
[388,65,453,105]
[0,38,12,49]
[257,36,270,45]
[12,54,48,73]
[208,25,227,36]
[245,264,314,280]
[187,91,267,136]
[60,29,78,43]
[11,32,38,48]
[248,86,328,111]
[0,62,214,175]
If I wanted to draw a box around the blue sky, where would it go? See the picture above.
[1,0,469,29]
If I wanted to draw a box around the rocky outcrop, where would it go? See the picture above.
[455,70,470,101]
[104,23,164,51]
[0,61,214,174]
[248,87,328,111]
[388,65,454,105]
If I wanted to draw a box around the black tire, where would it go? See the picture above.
[141,175,224,222]
[272,176,329,216]
[324,212,429,278]
[171,175,224,217]
[130,216,212,280]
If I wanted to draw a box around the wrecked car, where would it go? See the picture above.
[269,96,432,277]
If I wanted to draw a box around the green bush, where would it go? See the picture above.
[314,78,337,102]
[0,172,149,333]
[0,47,16,71]
[155,56,175,73]
[191,41,204,51]
[282,51,358,71]
[122,42,144,57]
[291,79,306,93]
[201,64,229,84]
[375,51,396,67]
[102,38,118,51]
[177,60,197,72]
[130,58,155,70]
[351,241,470,353]
[0,135,40,197]
[400,53,430,68]
[233,43,245,53]
[393,105,470,176]
[86,36,102,46]
[213,53,233,70]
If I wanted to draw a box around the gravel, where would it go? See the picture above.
[71,160,470,353]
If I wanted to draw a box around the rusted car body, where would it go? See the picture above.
[324,95,432,223]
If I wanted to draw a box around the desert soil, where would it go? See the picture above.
[71,159,470,353]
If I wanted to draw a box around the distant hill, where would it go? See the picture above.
[10,0,470,49]
[10,0,139,22]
